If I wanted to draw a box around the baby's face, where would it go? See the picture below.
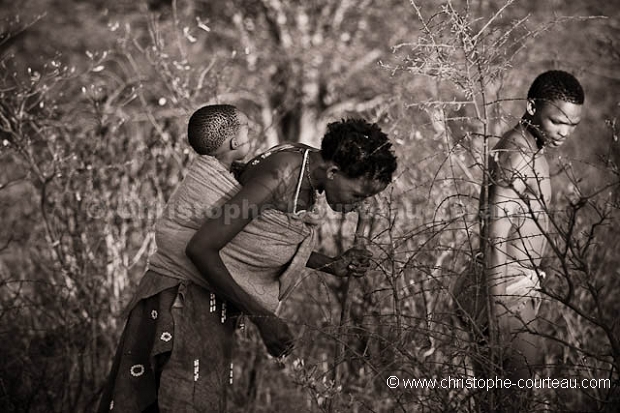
[234,112,251,160]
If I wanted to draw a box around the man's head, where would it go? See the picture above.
[525,70,584,148]
[187,104,250,159]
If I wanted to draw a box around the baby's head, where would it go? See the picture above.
[187,104,250,161]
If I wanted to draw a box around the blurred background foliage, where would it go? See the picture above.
[0,0,619,411]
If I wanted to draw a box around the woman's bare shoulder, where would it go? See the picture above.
[239,150,303,185]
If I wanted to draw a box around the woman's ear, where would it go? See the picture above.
[526,99,537,116]
[326,165,339,180]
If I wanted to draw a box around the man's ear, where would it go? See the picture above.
[229,137,239,150]
[526,99,537,116]
[326,165,339,180]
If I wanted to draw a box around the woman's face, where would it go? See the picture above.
[324,171,387,213]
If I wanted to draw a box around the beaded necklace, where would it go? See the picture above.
[305,151,317,207]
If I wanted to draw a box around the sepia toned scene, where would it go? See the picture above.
[1,0,619,412]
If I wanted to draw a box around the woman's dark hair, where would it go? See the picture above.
[321,118,397,184]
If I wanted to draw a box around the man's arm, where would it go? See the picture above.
[486,151,530,298]
[486,190,518,297]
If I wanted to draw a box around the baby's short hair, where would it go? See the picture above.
[187,104,241,155]
[527,70,584,106]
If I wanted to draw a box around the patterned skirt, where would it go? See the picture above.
[98,271,240,413]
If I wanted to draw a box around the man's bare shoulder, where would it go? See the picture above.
[488,127,544,192]
[492,128,537,172]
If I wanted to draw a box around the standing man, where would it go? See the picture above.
[459,70,584,411]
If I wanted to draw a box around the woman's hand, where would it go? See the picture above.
[252,316,295,358]
[330,247,373,278]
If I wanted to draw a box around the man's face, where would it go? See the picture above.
[530,99,583,148]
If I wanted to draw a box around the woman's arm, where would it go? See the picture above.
[186,161,288,315]
[306,251,336,275]
[306,249,372,278]
[186,154,299,356]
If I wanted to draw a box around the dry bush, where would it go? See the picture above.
[1,1,618,412]
[0,8,221,411]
